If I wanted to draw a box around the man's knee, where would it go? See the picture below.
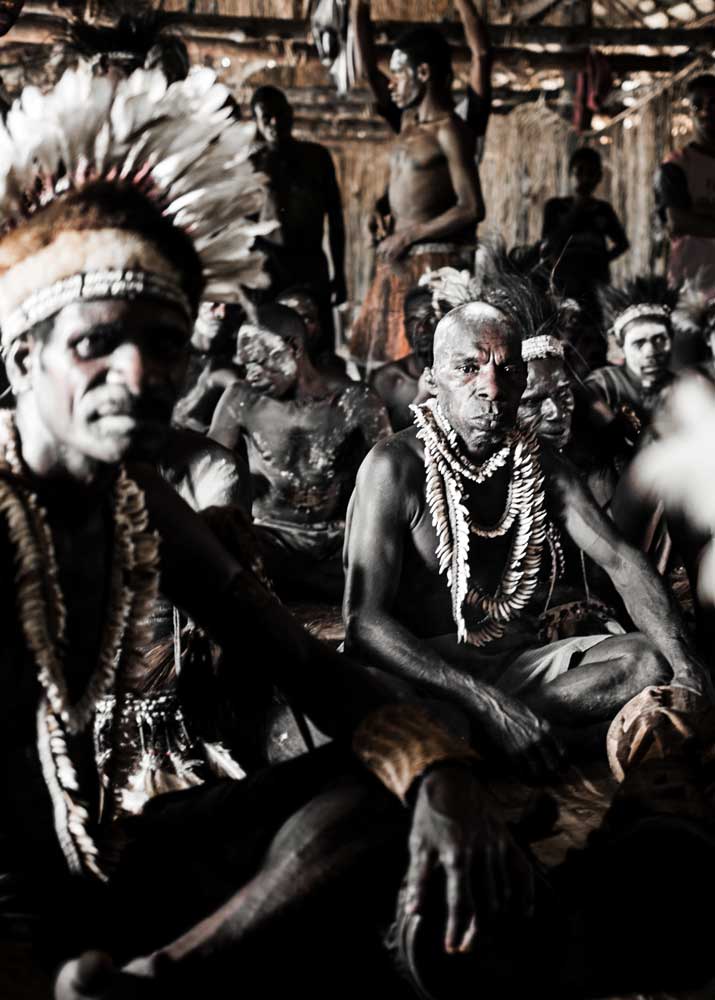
[622,636,671,689]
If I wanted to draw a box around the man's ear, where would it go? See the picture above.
[423,366,437,393]
[5,337,35,395]
[416,62,431,84]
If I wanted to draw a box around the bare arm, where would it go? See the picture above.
[455,0,492,102]
[605,204,629,261]
[344,439,564,777]
[349,0,400,131]
[323,149,347,303]
[552,460,710,686]
[207,382,245,452]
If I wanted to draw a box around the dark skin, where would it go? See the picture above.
[367,0,490,244]
[541,158,629,266]
[252,95,347,305]
[666,84,715,239]
[351,0,483,264]
[517,356,575,453]
[344,306,710,780]
[208,311,389,531]
[369,300,436,430]
[3,295,503,996]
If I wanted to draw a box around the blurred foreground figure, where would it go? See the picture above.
[633,375,715,611]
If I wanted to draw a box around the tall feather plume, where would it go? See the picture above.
[0,66,276,301]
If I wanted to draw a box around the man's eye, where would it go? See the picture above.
[460,363,479,374]
[503,364,522,375]
[73,331,116,359]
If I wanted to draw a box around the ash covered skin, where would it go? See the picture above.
[518,356,575,451]
[209,304,390,532]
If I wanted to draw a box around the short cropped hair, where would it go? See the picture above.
[394,26,452,87]
[250,85,291,115]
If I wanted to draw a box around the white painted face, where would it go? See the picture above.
[388,48,423,110]
[621,319,671,386]
[234,323,299,398]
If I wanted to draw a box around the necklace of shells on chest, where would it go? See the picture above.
[412,398,552,647]
[0,412,159,881]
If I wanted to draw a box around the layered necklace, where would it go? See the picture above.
[412,398,548,647]
[0,413,159,880]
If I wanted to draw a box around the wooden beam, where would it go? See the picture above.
[142,14,715,50]
[19,4,715,49]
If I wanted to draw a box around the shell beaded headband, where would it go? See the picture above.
[2,271,192,350]
[2,269,192,348]
[522,334,564,363]
[613,304,671,341]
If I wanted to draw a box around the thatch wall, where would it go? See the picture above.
[322,87,677,315]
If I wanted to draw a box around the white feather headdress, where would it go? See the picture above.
[0,65,275,342]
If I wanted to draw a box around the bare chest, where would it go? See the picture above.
[390,123,446,175]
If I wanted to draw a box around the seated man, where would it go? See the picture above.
[0,64,506,1000]
[369,285,441,431]
[344,272,708,772]
[586,276,677,437]
[208,303,390,599]
[276,284,348,386]
[173,301,245,435]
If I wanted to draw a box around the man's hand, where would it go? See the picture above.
[330,273,347,306]
[404,765,534,954]
[377,230,414,264]
[368,207,393,243]
[466,685,567,782]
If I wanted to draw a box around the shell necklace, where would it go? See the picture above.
[0,412,159,880]
[412,398,548,647]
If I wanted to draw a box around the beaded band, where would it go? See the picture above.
[353,703,479,803]
[613,304,671,342]
[2,269,192,348]
[522,334,564,363]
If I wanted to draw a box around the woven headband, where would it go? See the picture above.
[2,269,192,349]
[522,334,564,363]
[613,304,671,341]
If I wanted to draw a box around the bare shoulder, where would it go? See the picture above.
[437,112,476,148]
[357,427,424,496]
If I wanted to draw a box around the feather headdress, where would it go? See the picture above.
[599,275,678,345]
[672,278,715,343]
[0,65,274,346]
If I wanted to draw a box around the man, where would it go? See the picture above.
[369,284,441,430]
[657,74,715,300]
[250,85,346,356]
[586,276,677,440]
[208,304,389,599]
[344,275,709,771]
[541,147,629,312]
[276,284,348,385]
[348,0,484,367]
[0,65,513,999]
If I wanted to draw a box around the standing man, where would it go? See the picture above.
[657,74,715,298]
[250,85,347,359]
[348,0,484,368]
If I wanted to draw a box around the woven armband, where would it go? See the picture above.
[353,703,479,803]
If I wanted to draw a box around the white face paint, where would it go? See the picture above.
[234,324,299,398]
[388,48,422,110]
[621,319,671,386]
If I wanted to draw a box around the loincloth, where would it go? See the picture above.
[425,630,614,697]
[348,243,474,368]
[254,516,345,562]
